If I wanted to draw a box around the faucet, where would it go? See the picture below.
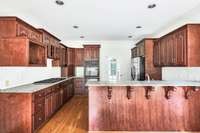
[145,73,151,82]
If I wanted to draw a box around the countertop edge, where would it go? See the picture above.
[0,76,78,93]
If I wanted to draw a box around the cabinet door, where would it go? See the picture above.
[74,78,85,95]
[75,48,84,66]
[176,28,187,66]
[153,41,159,66]
[93,48,100,60]
[167,35,174,65]
[159,39,165,66]
[33,110,45,131]
[84,48,91,60]
[47,44,52,58]
[51,91,57,113]
[60,48,66,66]
[84,46,100,61]
[45,94,52,119]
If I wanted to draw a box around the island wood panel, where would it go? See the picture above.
[89,86,200,131]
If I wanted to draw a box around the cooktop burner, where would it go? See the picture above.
[33,78,66,84]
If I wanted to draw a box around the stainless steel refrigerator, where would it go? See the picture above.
[131,57,145,81]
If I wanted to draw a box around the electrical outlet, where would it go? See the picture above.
[5,80,10,87]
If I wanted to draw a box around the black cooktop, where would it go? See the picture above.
[33,78,66,84]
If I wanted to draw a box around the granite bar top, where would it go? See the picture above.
[86,80,200,87]
[0,77,76,93]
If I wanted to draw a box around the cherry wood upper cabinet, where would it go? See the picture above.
[74,48,84,66]
[38,29,61,59]
[0,17,47,66]
[59,43,67,67]
[83,45,100,61]
[0,17,42,43]
[67,47,75,65]
[154,24,200,67]
[131,41,145,58]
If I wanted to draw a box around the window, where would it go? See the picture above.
[109,58,119,81]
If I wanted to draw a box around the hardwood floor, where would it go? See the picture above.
[38,96,200,133]
[38,96,88,133]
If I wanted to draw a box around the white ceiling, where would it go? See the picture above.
[1,0,200,41]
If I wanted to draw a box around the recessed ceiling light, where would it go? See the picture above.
[128,36,132,38]
[55,0,64,6]
[136,26,142,29]
[80,36,85,38]
[148,4,156,9]
[73,25,79,29]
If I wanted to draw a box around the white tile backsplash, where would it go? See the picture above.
[162,67,200,81]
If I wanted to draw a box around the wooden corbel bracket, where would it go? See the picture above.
[145,86,155,99]
[183,86,199,99]
[107,86,112,100]
[127,86,134,99]
[164,86,176,99]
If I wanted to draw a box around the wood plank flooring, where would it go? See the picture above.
[38,96,200,133]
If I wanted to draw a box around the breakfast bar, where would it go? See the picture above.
[87,80,200,131]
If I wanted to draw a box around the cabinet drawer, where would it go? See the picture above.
[33,110,45,131]
[34,99,45,114]
[33,90,45,101]
[45,87,52,95]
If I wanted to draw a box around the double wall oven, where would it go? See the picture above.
[84,60,100,81]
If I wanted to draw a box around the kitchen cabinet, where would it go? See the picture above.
[153,24,200,67]
[0,17,47,66]
[0,79,75,133]
[38,29,61,60]
[32,90,46,131]
[131,42,145,58]
[74,78,85,95]
[132,39,161,80]
[60,44,67,66]
[0,37,46,66]
[67,47,75,65]
[45,92,52,120]
[83,45,100,61]
[0,17,42,43]
[74,48,84,66]
[62,79,74,103]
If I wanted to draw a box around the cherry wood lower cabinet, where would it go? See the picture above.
[89,86,200,131]
[0,79,74,133]
[74,78,85,95]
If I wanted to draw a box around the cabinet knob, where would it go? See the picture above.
[38,117,42,121]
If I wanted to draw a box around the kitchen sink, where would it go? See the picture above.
[33,78,66,84]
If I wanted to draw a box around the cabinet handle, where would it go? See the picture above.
[38,117,42,121]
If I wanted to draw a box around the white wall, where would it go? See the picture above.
[0,59,61,90]
[64,40,134,81]
[152,5,200,81]
[162,67,200,81]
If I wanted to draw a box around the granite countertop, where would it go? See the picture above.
[0,77,75,93]
[86,80,200,87]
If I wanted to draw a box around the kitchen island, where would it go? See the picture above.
[87,80,200,131]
